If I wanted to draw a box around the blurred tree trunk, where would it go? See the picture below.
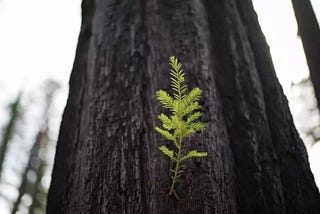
[28,131,48,214]
[28,161,47,214]
[0,93,21,178]
[47,0,320,213]
[11,130,47,214]
[291,0,320,109]
[12,80,59,214]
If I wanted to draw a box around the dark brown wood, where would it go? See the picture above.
[47,0,320,213]
[291,0,320,110]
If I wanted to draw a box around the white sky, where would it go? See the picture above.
[0,0,319,213]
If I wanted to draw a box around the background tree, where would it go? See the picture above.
[12,80,59,214]
[0,93,22,179]
[11,130,48,214]
[48,0,320,213]
[291,0,320,110]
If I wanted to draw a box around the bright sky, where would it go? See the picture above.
[0,0,319,213]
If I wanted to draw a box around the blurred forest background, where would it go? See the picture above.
[0,0,319,213]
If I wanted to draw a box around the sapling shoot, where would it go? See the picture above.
[155,56,207,198]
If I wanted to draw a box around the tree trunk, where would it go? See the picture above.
[0,93,21,178]
[47,0,320,213]
[12,80,58,213]
[28,129,48,214]
[291,0,320,110]
[12,130,46,214]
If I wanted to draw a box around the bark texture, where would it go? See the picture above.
[47,0,320,213]
[291,0,320,110]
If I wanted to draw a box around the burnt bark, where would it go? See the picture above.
[291,0,320,110]
[47,0,320,213]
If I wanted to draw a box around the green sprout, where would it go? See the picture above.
[155,56,207,198]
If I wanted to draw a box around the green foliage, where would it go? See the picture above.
[181,150,207,161]
[159,146,176,161]
[155,56,207,198]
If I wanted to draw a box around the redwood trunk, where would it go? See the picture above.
[47,0,320,213]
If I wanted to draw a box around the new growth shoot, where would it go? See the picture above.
[155,56,207,198]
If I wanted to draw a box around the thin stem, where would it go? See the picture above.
[169,137,182,197]
[178,78,182,101]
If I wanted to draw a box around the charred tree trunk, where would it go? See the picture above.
[291,0,320,110]
[47,0,320,213]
